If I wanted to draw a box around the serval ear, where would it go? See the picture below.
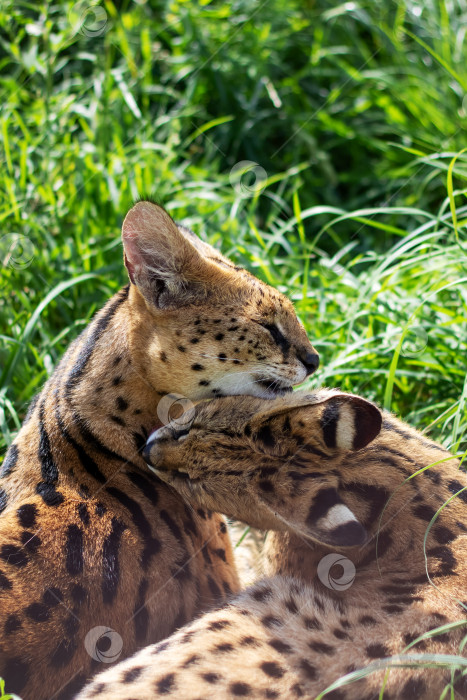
[317,392,382,451]
[122,200,228,308]
[248,390,382,454]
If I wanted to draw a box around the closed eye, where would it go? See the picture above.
[258,322,290,353]
[172,428,190,441]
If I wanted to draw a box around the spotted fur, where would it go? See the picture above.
[0,201,319,700]
[79,390,467,699]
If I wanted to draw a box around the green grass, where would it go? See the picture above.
[0,0,467,696]
[0,678,20,700]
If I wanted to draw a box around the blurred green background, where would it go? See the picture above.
[0,0,466,457]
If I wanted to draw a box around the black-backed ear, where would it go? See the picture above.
[320,394,382,451]
[247,391,382,454]
[257,485,368,547]
[121,201,227,308]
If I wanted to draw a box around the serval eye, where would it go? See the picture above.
[259,322,290,352]
[172,427,190,441]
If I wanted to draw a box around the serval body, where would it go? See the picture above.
[79,389,467,699]
[0,201,319,700]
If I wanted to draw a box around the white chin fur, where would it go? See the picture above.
[214,372,295,398]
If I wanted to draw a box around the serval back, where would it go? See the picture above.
[79,389,467,699]
[0,201,319,700]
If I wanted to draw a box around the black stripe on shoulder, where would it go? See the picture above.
[182,504,199,537]
[367,444,417,466]
[133,578,149,643]
[160,509,183,541]
[106,487,161,570]
[126,471,160,507]
[55,403,106,484]
[1,443,19,478]
[102,517,127,605]
[65,285,130,398]
[38,402,59,484]
[171,551,193,583]
[71,410,139,469]
[0,488,8,513]
[65,524,84,576]
[382,418,446,453]
[416,436,447,453]
[301,444,333,460]
[382,418,411,439]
